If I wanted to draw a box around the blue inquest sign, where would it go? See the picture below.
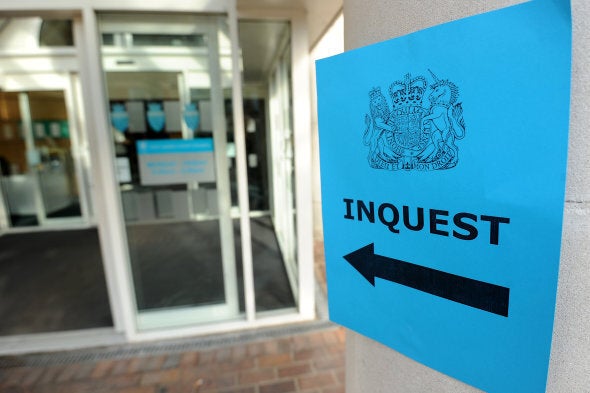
[316,1,571,392]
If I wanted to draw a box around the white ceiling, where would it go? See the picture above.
[237,0,305,10]
[237,0,342,84]
[238,0,342,46]
[0,1,343,87]
[238,20,289,84]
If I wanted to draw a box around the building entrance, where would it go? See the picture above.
[0,5,310,352]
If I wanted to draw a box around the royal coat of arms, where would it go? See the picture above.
[363,70,466,171]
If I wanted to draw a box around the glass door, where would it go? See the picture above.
[0,76,90,230]
[268,42,298,300]
[100,14,241,330]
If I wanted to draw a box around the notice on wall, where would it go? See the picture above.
[137,138,215,186]
[316,1,571,392]
[116,157,131,183]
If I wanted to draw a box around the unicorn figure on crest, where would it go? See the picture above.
[418,70,466,168]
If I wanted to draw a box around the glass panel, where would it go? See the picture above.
[0,92,29,226]
[238,20,297,312]
[268,43,298,305]
[107,72,228,311]
[242,98,269,211]
[100,14,242,329]
[0,91,82,227]
[101,33,115,46]
[39,20,74,47]
[107,72,231,312]
[30,91,82,220]
[132,33,206,47]
[221,88,240,209]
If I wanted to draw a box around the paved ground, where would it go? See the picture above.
[0,325,345,393]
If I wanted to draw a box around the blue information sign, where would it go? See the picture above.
[316,1,571,392]
[137,139,215,185]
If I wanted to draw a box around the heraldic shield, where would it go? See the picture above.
[363,70,466,171]
[391,107,427,150]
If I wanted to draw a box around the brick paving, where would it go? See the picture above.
[0,326,345,393]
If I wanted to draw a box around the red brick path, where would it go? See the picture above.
[0,327,345,393]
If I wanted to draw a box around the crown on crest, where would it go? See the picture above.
[389,73,427,107]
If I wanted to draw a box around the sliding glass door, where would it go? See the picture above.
[100,14,241,330]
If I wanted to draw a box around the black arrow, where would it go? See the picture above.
[343,243,510,317]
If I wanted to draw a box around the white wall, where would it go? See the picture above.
[343,0,590,392]
[310,13,344,239]
[0,18,41,50]
[303,0,343,48]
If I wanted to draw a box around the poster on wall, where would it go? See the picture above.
[137,138,216,186]
[316,1,571,392]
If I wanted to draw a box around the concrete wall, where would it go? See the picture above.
[310,14,344,240]
[303,0,342,48]
[343,1,590,392]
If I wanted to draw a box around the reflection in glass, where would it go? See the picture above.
[39,20,74,47]
[0,91,81,227]
[132,34,206,47]
[105,70,229,312]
